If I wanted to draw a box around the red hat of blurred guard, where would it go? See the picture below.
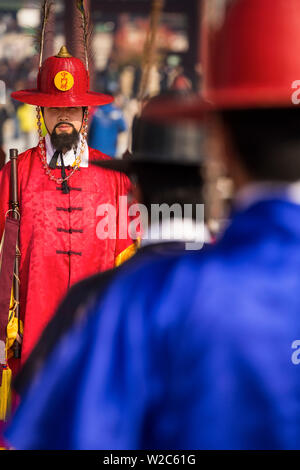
[11,46,113,108]
[203,0,300,109]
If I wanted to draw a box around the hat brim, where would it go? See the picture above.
[204,87,298,111]
[140,94,209,122]
[141,89,299,123]
[91,156,202,175]
[11,89,114,107]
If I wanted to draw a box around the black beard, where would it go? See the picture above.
[50,123,80,152]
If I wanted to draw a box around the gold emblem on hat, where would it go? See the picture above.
[54,71,74,91]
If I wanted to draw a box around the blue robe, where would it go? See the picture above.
[5,198,300,449]
[88,104,127,157]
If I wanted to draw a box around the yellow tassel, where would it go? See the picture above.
[114,241,139,268]
[6,290,23,360]
[0,366,12,422]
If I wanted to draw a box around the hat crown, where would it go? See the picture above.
[203,0,300,107]
[55,45,73,59]
[11,45,114,108]
[36,51,89,105]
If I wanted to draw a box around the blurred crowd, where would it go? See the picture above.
[0,36,193,161]
[0,55,39,157]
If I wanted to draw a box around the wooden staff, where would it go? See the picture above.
[124,0,164,156]
[0,147,5,171]
[137,0,165,106]
[9,149,21,359]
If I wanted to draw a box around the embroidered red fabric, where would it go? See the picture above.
[0,144,133,362]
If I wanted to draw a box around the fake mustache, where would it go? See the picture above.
[53,122,76,132]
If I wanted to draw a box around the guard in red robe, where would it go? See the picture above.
[0,46,135,364]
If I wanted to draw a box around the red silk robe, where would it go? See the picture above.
[0,144,134,362]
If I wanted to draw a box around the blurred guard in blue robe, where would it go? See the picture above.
[5,0,300,450]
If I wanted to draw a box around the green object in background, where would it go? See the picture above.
[0,1,23,11]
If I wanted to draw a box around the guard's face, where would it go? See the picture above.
[43,107,83,135]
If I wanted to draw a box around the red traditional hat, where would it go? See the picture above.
[203,0,300,109]
[11,46,113,108]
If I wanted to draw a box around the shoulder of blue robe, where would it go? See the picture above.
[5,198,300,449]
[13,243,187,396]
[4,253,184,450]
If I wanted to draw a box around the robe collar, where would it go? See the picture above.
[235,181,300,211]
[140,216,211,250]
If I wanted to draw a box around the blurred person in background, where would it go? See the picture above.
[160,54,193,93]
[88,91,127,158]
[16,102,38,149]
[170,65,193,92]
[97,57,120,96]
